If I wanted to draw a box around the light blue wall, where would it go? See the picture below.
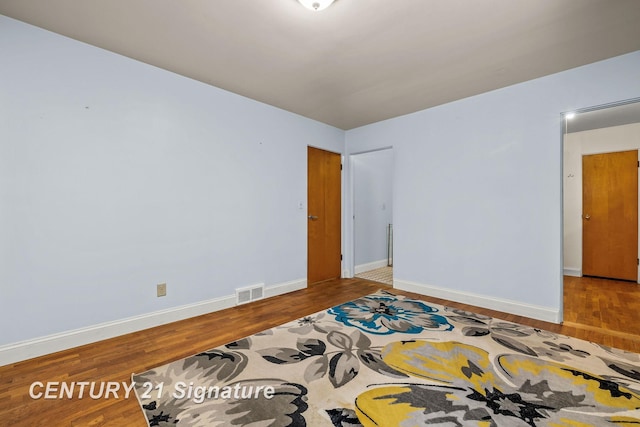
[0,16,343,346]
[346,50,640,315]
[3,12,640,347]
[352,149,393,267]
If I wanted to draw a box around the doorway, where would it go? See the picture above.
[563,100,640,284]
[351,148,394,286]
[307,146,342,285]
[562,99,640,327]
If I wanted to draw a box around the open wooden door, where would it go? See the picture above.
[582,150,638,281]
[307,147,341,284]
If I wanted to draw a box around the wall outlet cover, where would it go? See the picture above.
[157,283,167,297]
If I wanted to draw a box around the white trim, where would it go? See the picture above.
[394,278,561,324]
[354,259,388,275]
[563,268,582,277]
[264,278,307,298]
[0,278,306,367]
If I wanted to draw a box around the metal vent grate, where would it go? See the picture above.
[236,289,251,305]
[236,284,265,305]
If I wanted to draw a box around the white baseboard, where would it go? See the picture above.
[394,279,561,324]
[264,278,307,298]
[355,259,389,274]
[0,278,307,367]
[563,268,582,277]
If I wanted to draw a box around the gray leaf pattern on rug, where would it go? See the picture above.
[326,408,362,427]
[186,348,248,383]
[133,291,640,426]
[448,308,558,357]
[258,328,404,389]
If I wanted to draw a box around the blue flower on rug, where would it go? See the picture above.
[327,294,453,335]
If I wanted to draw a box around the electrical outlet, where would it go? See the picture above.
[157,283,167,297]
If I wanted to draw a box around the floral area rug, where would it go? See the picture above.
[133,290,640,426]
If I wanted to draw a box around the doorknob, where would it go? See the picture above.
[308,215,319,220]
[584,214,590,220]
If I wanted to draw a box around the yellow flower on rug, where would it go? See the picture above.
[133,291,640,426]
[355,340,640,426]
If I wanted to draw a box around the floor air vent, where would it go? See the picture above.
[236,284,264,305]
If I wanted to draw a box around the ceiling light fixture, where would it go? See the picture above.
[298,0,335,11]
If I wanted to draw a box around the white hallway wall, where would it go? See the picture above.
[345,50,640,323]
[0,16,343,359]
[563,122,640,280]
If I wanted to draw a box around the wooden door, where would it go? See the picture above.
[308,147,341,284]
[582,150,638,281]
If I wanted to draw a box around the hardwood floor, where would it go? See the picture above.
[563,275,640,341]
[1,277,639,426]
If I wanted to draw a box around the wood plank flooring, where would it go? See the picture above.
[563,275,640,341]
[1,276,639,426]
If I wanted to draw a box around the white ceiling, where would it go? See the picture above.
[1,0,640,130]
